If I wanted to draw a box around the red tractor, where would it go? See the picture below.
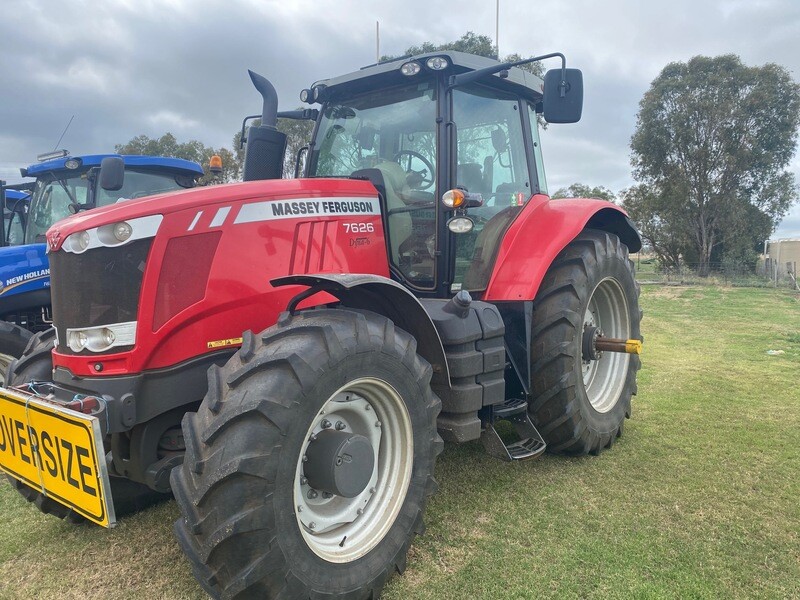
[0,51,642,598]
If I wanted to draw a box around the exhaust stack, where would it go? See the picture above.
[243,70,287,181]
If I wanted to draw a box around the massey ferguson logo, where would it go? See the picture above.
[47,228,61,251]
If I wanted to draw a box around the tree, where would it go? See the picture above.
[620,184,687,267]
[383,32,543,78]
[115,133,241,184]
[386,32,498,61]
[552,183,615,202]
[630,55,800,276]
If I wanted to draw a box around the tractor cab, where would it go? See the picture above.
[0,186,32,246]
[253,51,582,297]
[21,151,203,244]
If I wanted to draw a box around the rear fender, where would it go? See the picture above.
[483,195,641,301]
[271,273,449,387]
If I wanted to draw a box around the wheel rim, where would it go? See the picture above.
[582,277,631,413]
[0,353,15,387]
[294,377,414,563]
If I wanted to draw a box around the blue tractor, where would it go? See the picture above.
[0,150,204,381]
[1,187,31,247]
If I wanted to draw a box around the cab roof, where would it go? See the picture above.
[24,154,204,177]
[3,189,30,201]
[316,51,545,102]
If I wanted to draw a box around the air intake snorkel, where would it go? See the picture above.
[243,70,288,181]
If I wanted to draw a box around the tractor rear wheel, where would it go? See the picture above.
[171,308,442,599]
[5,328,169,522]
[529,229,641,455]
[0,320,33,386]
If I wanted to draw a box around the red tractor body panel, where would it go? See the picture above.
[47,179,387,377]
[482,194,631,301]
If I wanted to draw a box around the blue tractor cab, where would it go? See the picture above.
[1,187,32,247]
[0,151,203,381]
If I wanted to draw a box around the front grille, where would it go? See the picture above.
[50,239,153,355]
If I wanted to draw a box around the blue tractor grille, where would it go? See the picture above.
[49,239,153,355]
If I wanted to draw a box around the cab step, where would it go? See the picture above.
[481,398,547,461]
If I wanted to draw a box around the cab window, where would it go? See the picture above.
[452,86,530,290]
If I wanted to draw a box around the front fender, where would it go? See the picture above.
[271,273,449,387]
[483,194,641,301]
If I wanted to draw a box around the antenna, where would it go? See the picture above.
[376,21,380,63]
[495,0,500,59]
[53,115,75,151]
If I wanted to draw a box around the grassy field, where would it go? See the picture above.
[1,286,799,599]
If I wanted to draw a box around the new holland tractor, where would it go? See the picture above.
[0,51,642,598]
[0,152,203,383]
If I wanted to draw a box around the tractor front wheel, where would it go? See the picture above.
[171,308,442,599]
[529,229,641,455]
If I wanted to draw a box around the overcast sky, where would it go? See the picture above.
[2,0,799,237]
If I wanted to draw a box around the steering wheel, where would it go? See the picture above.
[393,150,435,190]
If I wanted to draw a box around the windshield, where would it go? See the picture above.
[311,82,438,287]
[25,169,190,244]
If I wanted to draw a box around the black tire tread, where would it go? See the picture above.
[172,309,442,600]
[529,229,641,456]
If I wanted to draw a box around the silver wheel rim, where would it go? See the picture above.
[0,353,15,387]
[582,277,631,413]
[294,377,413,563]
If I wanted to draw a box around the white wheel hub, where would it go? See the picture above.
[294,377,413,563]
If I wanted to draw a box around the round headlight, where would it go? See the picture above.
[441,189,466,208]
[447,216,474,234]
[101,328,116,346]
[400,61,421,76]
[300,89,310,103]
[68,331,88,352]
[426,57,449,71]
[113,221,133,242]
[64,158,82,170]
[67,230,91,253]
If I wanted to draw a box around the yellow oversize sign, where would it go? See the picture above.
[0,388,115,527]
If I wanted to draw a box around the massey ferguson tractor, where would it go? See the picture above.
[0,51,642,599]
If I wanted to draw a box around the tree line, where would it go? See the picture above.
[116,34,800,276]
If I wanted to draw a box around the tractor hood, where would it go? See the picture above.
[45,178,378,253]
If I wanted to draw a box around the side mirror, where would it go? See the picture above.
[543,68,583,124]
[99,157,125,191]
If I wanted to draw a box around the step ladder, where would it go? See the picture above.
[481,398,547,461]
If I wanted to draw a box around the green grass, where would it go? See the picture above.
[2,286,799,599]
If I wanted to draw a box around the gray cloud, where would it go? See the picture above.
[2,0,799,236]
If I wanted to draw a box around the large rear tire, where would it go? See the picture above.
[0,320,33,386]
[5,328,169,522]
[172,308,442,599]
[529,229,641,455]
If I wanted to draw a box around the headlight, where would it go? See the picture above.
[112,221,133,242]
[66,230,91,253]
[68,331,88,352]
[66,322,136,353]
[64,158,82,169]
[426,56,449,70]
[400,61,421,76]
[447,216,474,234]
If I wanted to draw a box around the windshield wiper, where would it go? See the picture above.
[51,176,78,207]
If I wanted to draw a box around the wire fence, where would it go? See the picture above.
[633,257,799,290]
